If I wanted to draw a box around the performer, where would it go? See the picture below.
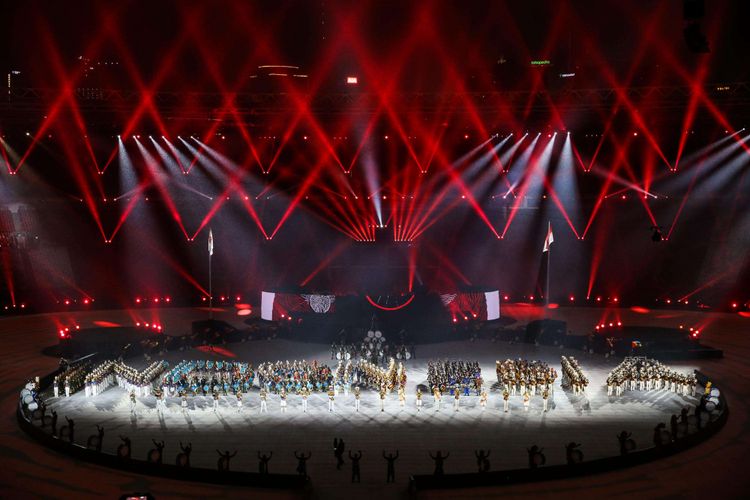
[349,450,362,483]
[212,391,220,412]
[523,391,530,411]
[354,386,360,412]
[236,390,243,412]
[129,389,137,414]
[181,391,188,413]
[503,389,510,413]
[453,388,460,412]
[155,387,164,414]
[301,386,309,413]
[295,451,311,476]
[257,451,272,474]
[433,386,441,411]
[379,385,387,412]
[479,389,488,410]
[260,388,268,413]
[280,389,288,413]
[328,386,335,412]
[398,386,406,407]
[416,388,423,412]
[542,388,549,412]
[429,451,449,475]
[383,450,399,483]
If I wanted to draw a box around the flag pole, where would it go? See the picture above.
[209,250,213,320]
[545,221,551,307]
[546,237,551,307]
[208,228,213,320]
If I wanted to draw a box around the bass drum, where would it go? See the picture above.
[336,352,342,360]
[568,449,583,464]
[23,394,34,405]
[710,388,720,398]
[117,444,131,458]
[148,449,162,463]
[405,352,412,360]
[27,402,38,412]
[87,436,101,450]
[367,330,375,339]
[177,453,190,467]
[704,401,717,412]
[345,352,351,360]
[531,452,546,466]
[659,429,672,444]
[396,353,402,360]
[375,330,382,339]
[624,439,636,451]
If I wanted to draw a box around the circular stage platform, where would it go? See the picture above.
[3,306,748,499]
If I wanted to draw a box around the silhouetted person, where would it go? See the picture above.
[349,450,362,482]
[430,451,449,475]
[87,425,104,452]
[217,449,237,471]
[383,450,399,483]
[118,436,131,459]
[295,451,311,476]
[670,414,679,440]
[653,423,668,447]
[475,449,490,472]
[617,431,633,455]
[258,451,272,474]
[62,416,75,443]
[694,404,703,430]
[565,442,583,464]
[334,438,346,470]
[680,407,689,425]
[177,442,192,467]
[39,400,47,427]
[527,445,545,468]
[148,439,165,464]
[49,410,59,437]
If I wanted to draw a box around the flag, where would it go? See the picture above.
[208,229,214,256]
[543,222,554,253]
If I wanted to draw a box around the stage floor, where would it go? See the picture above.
[44,340,701,494]
[2,305,749,499]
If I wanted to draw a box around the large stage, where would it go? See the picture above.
[3,306,749,499]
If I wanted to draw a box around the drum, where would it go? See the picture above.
[405,352,411,360]
[23,394,34,405]
[21,389,30,399]
[375,331,382,338]
[705,401,717,412]
[148,449,161,463]
[87,436,101,450]
[336,352,342,360]
[710,388,720,397]
[367,330,374,338]
[27,402,38,411]
[345,352,351,360]
[177,454,189,467]
[531,453,545,466]
[118,444,130,458]
[624,439,636,451]
[659,430,672,444]
[569,449,583,464]
[396,353,402,360]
